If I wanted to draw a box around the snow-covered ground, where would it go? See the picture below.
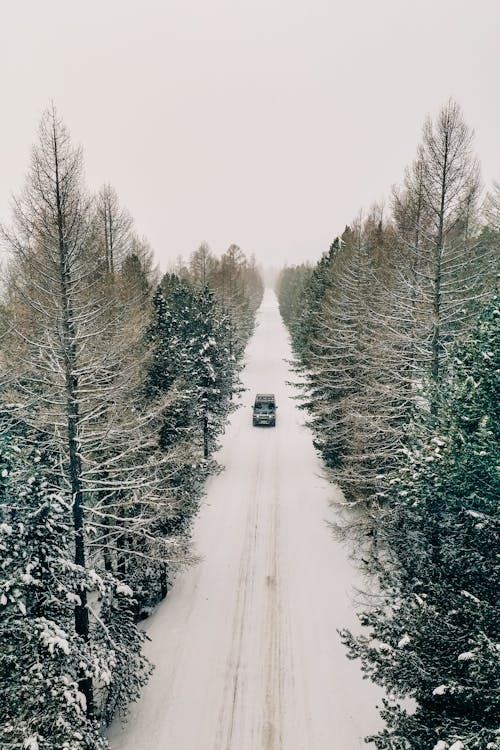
[108,290,382,750]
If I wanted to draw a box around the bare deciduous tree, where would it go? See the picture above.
[417,99,481,383]
[96,183,132,274]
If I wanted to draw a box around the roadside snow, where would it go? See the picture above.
[108,289,383,750]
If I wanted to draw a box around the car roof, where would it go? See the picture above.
[255,393,275,401]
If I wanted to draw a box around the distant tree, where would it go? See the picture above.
[96,183,132,274]
[205,244,261,358]
[275,262,312,342]
[121,234,157,300]
[181,243,263,358]
[480,179,500,293]
[189,242,215,289]
[292,239,338,364]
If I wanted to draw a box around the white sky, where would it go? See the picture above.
[1,0,499,269]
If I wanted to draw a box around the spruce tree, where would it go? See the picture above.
[190,286,234,459]
[340,296,500,750]
[0,435,108,749]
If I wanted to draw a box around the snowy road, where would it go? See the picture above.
[108,290,382,750]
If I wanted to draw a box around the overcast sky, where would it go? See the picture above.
[1,0,499,270]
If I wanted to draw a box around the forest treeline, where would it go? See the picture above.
[0,107,263,749]
[277,100,499,750]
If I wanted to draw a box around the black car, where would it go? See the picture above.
[252,393,276,427]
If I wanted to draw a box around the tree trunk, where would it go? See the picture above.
[203,414,209,458]
[430,132,448,393]
[53,118,94,717]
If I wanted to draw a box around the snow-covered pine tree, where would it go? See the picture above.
[0,433,106,749]
[150,274,237,461]
[340,295,500,750]
[278,101,495,516]
[145,278,206,531]
[192,285,235,458]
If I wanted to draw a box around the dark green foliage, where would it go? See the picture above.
[147,275,235,460]
[94,581,152,725]
[0,435,107,748]
[0,432,152,746]
[341,297,500,750]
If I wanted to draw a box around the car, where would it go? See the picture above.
[252,393,277,427]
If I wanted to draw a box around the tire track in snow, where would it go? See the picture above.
[262,436,283,750]
[214,441,263,750]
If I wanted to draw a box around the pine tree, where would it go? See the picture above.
[146,279,205,526]
[149,275,236,461]
[0,434,108,749]
[192,286,234,458]
[293,215,410,509]
[340,296,500,750]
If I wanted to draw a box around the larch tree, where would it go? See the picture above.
[1,106,98,714]
[291,212,411,515]
[95,183,132,274]
[0,108,181,727]
[414,99,482,385]
[209,244,258,358]
[189,242,215,290]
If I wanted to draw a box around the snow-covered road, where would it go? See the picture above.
[108,290,382,750]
